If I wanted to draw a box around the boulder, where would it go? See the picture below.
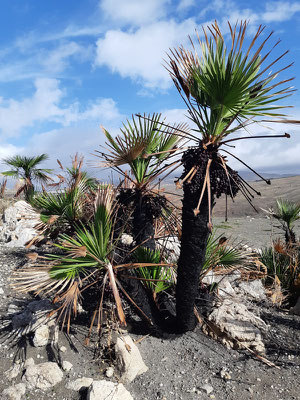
[0,200,40,247]
[115,335,148,383]
[235,279,267,302]
[87,380,133,400]
[203,299,267,353]
[23,361,63,389]
[2,383,26,400]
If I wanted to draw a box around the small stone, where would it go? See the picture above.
[201,384,214,395]
[0,287,4,295]
[105,366,114,378]
[248,387,254,395]
[2,383,26,400]
[220,368,231,380]
[62,361,73,372]
[66,377,94,391]
[257,377,261,382]
[60,345,67,353]
[33,325,49,347]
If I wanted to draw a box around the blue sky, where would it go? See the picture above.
[0,0,300,178]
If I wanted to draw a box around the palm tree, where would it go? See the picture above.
[96,113,187,250]
[166,21,299,332]
[31,155,98,238]
[11,186,174,332]
[270,199,300,243]
[2,154,52,201]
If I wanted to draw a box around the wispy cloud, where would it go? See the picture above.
[0,78,123,139]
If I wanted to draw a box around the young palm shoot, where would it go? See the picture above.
[264,198,300,243]
[165,20,300,331]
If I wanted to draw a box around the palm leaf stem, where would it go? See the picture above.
[221,132,290,145]
[220,148,271,184]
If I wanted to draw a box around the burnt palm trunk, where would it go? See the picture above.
[175,147,240,333]
[132,190,156,251]
[176,186,211,332]
[285,227,296,244]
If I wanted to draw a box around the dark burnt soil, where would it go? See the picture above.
[0,244,300,400]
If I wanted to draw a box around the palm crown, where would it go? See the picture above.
[2,154,53,199]
[167,21,295,146]
[98,113,188,188]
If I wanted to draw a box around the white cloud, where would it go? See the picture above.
[95,18,197,89]
[39,41,93,74]
[99,0,171,26]
[262,1,300,23]
[0,78,123,138]
[177,0,196,12]
[0,144,24,165]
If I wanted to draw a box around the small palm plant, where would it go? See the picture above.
[96,113,187,250]
[266,199,300,243]
[165,20,300,331]
[12,186,173,331]
[31,155,98,238]
[2,154,53,201]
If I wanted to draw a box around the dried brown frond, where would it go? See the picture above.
[52,281,82,332]
[94,184,115,214]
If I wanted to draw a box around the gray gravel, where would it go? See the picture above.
[0,239,300,400]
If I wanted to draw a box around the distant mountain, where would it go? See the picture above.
[163,170,299,184]
[238,171,298,181]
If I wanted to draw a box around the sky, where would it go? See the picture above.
[0,0,300,180]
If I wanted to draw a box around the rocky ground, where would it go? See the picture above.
[0,199,300,399]
[0,239,300,400]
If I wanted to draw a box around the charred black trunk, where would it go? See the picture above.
[176,146,241,333]
[176,188,211,331]
[285,228,296,244]
[132,190,156,251]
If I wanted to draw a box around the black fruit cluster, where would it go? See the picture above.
[180,145,240,198]
[117,188,167,219]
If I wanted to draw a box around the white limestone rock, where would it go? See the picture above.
[203,299,267,353]
[62,361,73,372]
[115,335,148,383]
[2,383,26,400]
[23,361,63,389]
[87,380,133,400]
[33,324,50,347]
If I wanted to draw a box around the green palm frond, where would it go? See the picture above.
[201,230,247,274]
[99,113,187,185]
[11,185,126,330]
[133,247,175,294]
[167,21,296,144]
[274,198,300,229]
